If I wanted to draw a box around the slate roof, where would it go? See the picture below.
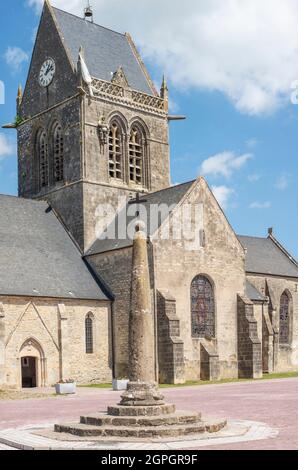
[238,235,298,278]
[246,280,266,302]
[86,181,195,256]
[0,195,110,300]
[52,7,154,95]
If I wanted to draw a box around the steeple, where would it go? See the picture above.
[160,75,169,112]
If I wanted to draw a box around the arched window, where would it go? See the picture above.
[85,313,94,354]
[280,292,290,344]
[129,125,144,185]
[53,123,64,183]
[191,275,215,338]
[37,129,49,189]
[108,121,123,180]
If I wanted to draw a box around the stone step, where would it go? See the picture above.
[80,411,201,427]
[107,404,176,417]
[55,422,207,438]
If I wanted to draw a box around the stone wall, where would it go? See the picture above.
[152,178,244,380]
[262,306,274,373]
[237,294,262,379]
[156,291,185,384]
[0,296,112,389]
[87,248,133,378]
[248,274,298,372]
[83,96,170,193]
[20,2,78,119]
[81,96,170,251]
[18,97,82,200]
[200,339,220,381]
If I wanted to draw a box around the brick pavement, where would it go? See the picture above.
[0,378,297,450]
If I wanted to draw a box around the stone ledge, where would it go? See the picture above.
[54,418,226,439]
[0,420,278,450]
[107,404,175,416]
[80,411,201,427]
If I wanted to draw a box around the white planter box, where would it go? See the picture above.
[55,383,76,395]
[112,379,129,391]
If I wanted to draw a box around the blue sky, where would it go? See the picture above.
[0,0,298,258]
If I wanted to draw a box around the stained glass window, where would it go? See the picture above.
[191,275,215,338]
[85,314,94,354]
[280,292,290,344]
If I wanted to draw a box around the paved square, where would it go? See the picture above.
[0,378,297,450]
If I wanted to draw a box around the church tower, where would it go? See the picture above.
[17,1,170,250]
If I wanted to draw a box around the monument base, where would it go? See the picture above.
[54,381,226,439]
[119,381,165,407]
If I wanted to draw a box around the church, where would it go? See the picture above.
[1,0,298,389]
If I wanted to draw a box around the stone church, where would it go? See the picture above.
[1,1,298,389]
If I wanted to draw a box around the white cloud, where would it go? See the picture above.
[275,173,290,190]
[0,134,14,164]
[200,151,252,179]
[249,201,271,209]
[0,134,13,156]
[248,174,261,182]
[212,185,234,209]
[28,0,298,115]
[4,47,29,72]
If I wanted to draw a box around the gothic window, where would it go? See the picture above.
[108,121,123,180]
[129,125,144,185]
[53,123,64,183]
[85,313,94,354]
[279,292,290,344]
[37,129,49,189]
[191,275,215,338]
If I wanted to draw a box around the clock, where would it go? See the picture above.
[39,58,56,87]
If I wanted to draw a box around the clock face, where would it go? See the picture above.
[39,58,56,87]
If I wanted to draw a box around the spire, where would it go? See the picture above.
[160,75,169,112]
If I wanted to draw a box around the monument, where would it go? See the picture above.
[54,224,226,440]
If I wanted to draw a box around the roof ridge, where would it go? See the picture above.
[52,6,125,37]
[268,234,298,268]
[238,234,268,240]
[141,180,196,199]
[0,193,47,205]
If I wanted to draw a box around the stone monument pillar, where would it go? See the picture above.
[120,224,164,407]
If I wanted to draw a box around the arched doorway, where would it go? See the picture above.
[21,357,37,388]
[19,338,46,388]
